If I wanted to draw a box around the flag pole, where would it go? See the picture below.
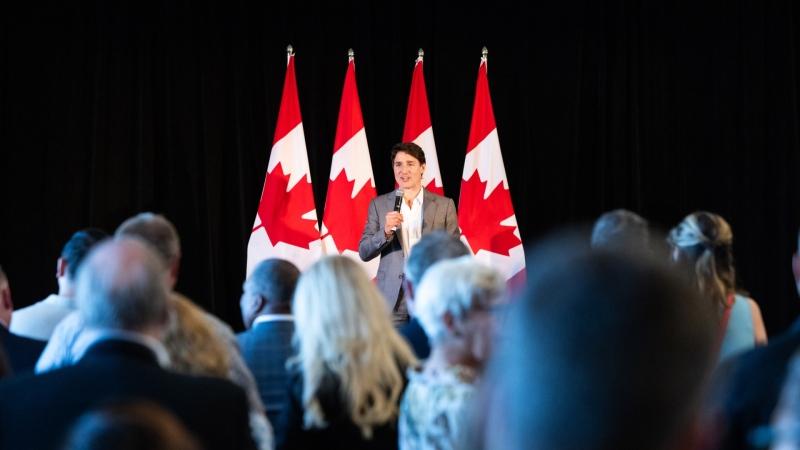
[418,48,424,58]
[348,48,354,62]
[286,45,293,64]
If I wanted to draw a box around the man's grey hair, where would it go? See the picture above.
[245,259,300,307]
[590,209,649,250]
[404,231,470,285]
[414,256,506,344]
[76,238,172,331]
[115,213,180,268]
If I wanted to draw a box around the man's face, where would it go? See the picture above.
[393,151,425,192]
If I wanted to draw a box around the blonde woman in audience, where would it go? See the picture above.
[398,256,506,450]
[668,211,767,362]
[275,256,417,450]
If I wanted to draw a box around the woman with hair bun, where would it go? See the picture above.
[668,211,767,362]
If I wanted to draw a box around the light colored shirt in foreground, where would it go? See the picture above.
[11,294,76,341]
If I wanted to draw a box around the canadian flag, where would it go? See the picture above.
[247,48,322,276]
[458,49,526,291]
[400,50,444,195]
[320,52,379,277]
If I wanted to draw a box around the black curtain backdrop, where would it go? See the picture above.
[1,0,799,334]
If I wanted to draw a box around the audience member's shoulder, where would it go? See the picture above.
[173,293,237,341]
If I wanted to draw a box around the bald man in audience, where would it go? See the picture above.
[237,258,300,426]
[399,230,470,359]
[477,238,716,450]
[0,239,256,450]
[11,228,107,341]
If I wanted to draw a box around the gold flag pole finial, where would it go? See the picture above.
[287,45,293,54]
[418,48,424,58]
[348,48,354,58]
[482,46,488,57]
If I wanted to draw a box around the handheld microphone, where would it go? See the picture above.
[391,189,404,232]
[393,188,404,212]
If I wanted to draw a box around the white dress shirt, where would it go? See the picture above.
[400,188,424,257]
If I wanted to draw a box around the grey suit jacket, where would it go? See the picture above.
[358,189,459,309]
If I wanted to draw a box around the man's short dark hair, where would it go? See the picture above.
[61,228,108,280]
[246,259,300,307]
[481,236,715,450]
[590,209,649,249]
[390,142,426,165]
[404,231,470,285]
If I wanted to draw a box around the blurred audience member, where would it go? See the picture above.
[0,239,256,450]
[766,351,800,450]
[275,256,417,449]
[0,344,9,379]
[238,258,300,426]
[11,228,107,340]
[62,399,202,450]
[0,265,46,374]
[399,256,505,450]
[713,229,800,450]
[399,231,471,359]
[36,212,271,449]
[476,237,716,450]
[590,209,649,250]
[669,211,767,362]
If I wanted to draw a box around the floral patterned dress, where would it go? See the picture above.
[398,364,479,450]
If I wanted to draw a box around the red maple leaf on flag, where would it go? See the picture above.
[459,170,521,257]
[256,162,319,249]
[321,170,375,254]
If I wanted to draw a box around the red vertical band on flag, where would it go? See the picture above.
[273,56,302,146]
[466,60,497,153]
[401,56,445,196]
[402,59,432,141]
[333,60,365,153]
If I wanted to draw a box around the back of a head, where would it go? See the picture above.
[668,211,735,309]
[61,229,109,280]
[482,237,716,450]
[292,255,416,436]
[404,231,470,285]
[115,213,180,268]
[62,399,202,450]
[415,256,506,345]
[76,239,171,332]
[293,256,404,360]
[246,258,300,307]
[590,209,649,250]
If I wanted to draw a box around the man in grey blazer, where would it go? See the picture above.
[359,142,459,327]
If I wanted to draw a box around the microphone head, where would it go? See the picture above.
[395,188,405,197]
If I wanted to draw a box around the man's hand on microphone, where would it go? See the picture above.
[384,211,404,236]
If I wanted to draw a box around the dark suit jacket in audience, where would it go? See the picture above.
[0,338,256,450]
[399,318,431,360]
[718,317,800,450]
[0,326,46,374]
[237,317,295,426]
